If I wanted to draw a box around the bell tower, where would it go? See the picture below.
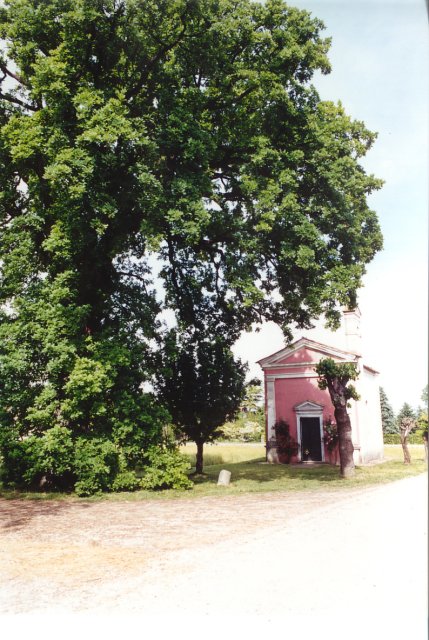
[343,307,362,355]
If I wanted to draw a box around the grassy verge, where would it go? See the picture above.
[0,444,426,502]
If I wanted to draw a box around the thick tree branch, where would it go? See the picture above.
[0,91,37,111]
[0,63,28,87]
[126,19,188,101]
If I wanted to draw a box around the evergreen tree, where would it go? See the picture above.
[421,385,428,409]
[379,387,397,434]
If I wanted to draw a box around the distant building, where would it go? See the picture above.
[257,309,384,465]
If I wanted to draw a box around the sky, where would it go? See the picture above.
[232,0,428,412]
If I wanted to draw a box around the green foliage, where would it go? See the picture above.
[396,403,416,433]
[0,433,42,487]
[157,329,247,462]
[140,446,193,491]
[379,387,397,434]
[73,437,120,496]
[383,433,424,445]
[315,358,360,402]
[111,468,142,493]
[274,419,299,463]
[220,380,264,441]
[220,415,264,442]
[0,0,383,492]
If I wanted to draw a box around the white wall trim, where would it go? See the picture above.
[266,373,319,380]
[258,337,358,367]
[261,361,323,370]
[266,379,276,441]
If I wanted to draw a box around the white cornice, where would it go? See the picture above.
[266,373,319,380]
[258,336,360,369]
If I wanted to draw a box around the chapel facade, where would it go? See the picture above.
[257,309,384,465]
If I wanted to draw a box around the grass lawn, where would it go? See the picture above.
[174,442,428,498]
[1,443,426,501]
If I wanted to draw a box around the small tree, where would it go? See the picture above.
[315,357,360,478]
[379,387,397,435]
[399,416,417,464]
[396,403,416,432]
[157,329,246,474]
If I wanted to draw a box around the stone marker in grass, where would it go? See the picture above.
[217,470,231,486]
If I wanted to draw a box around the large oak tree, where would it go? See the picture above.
[0,0,382,491]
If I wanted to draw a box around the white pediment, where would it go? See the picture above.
[294,401,324,414]
[257,337,358,369]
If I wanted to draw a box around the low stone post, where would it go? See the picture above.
[217,469,231,486]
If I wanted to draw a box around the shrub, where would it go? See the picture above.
[220,415,264,442]
[74,437,119,496]
[140,446,193,490]
[383,433,424,445]
[0,435,41,486]
[0,426,75,490]
[274,420,299,463]
[111,469,142,492]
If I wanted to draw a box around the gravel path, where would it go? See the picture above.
[1,474,427,639]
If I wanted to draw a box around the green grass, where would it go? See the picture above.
[180,442,266,466]
[176,443,427,498]
[0,444,426,502]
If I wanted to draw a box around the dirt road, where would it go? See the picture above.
[1,474,427,638]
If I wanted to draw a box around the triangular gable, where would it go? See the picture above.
[294,400,324,413]
[257,337,358,368]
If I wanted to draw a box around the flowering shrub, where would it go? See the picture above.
[274,420,299,463]
[323,419,339,452]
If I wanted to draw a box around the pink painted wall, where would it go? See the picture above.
[277,347,317,365]
[274,378,334,434]
[273,377,335,462]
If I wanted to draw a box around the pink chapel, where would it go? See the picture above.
[257,308,384,465]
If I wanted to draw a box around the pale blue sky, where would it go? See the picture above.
[234,0,428,412]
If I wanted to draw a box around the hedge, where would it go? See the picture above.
[383,433,425,445]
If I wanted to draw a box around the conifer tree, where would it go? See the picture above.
[379,387,397,435]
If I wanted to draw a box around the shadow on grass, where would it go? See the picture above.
[190,456,428,491]
[191,458,341,486]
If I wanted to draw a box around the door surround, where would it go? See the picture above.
[294,401,325,462]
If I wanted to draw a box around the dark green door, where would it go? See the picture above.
[301,417,322,461]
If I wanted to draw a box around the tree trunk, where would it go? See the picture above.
[400,433,411,464]
[334,405,355,478]
[195,440,204,474]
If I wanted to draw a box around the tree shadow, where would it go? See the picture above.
[194,459,342,485]
[0,496,92,532]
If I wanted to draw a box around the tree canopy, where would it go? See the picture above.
[156,328,247,473]
[0,0,383,492]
